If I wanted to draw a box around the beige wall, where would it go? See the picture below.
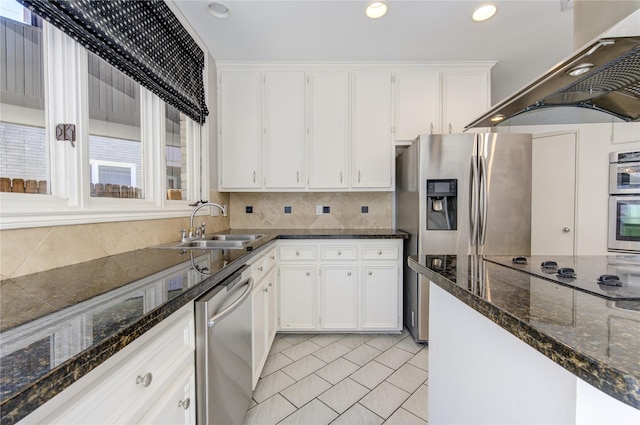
[0,192,230,280]
[230,192,393,229]
[573,1,640,47]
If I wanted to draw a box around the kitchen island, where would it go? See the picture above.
[0,229,406,424]
[409,254,640,424]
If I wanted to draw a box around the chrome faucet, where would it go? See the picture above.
[188,202,227,239]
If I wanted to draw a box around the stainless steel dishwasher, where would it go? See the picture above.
[195,264,254,425]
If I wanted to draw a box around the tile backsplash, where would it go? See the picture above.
[1,191,393,279]
[230,192,392,229]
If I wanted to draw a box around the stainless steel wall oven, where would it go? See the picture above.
[609,151,640,254]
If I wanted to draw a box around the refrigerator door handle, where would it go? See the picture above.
[469,154,479,246]
[479,154,488,246]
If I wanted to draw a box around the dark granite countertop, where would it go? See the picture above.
[0,228,406,424]
[408,254,640,411]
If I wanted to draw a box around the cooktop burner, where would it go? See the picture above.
[484,255,640,301]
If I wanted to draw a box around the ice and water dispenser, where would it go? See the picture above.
[426,179,457,230]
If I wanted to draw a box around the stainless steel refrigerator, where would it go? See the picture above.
[396,133,532,342]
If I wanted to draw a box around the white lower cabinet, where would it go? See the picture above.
[319,265,358,330]
[251,246,279,389]
[361,264,399,330]
[278,239,403,332]
[135,359,195,425]
[19,303,195,425]
[279,264,317,330]
[252,268,277,389]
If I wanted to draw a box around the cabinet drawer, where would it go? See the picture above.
[320,245,358,260]
[361,244,399,260]
[253,246,278,281]
[279,245,317,261]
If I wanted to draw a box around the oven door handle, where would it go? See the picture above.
[207,277,254,327]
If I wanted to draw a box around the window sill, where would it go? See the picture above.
[0,194,195,230]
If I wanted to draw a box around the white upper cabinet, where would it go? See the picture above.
[441,68,491,134]
[216,63,492,191]
[352,71,393,189]
[393,67,492,140]
[393,70,441,140]
[264,71,306,189]
[218,71,262,189]
[308,71,350,189]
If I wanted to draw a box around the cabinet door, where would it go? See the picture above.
[266,271,277,344]
[308,72,349,189]
[352,71,392,189]
[319,265,358,330]
[264,71,306,189]
[219,71,262,189]
[361,264,400,330]
[279,265,317,330]
[441,69,490,134]
[394,71,441,139]
[252,278,268,389]
[136,363,195,425]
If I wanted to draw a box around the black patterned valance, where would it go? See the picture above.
[17,0,209,124]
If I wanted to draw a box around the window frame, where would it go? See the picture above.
[0,19,211,230]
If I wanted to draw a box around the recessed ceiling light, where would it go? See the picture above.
[366,1,388,19]
[566,63,594,77]
[490,114,505,122]
[472,4,497,22]
[208,1,230,19]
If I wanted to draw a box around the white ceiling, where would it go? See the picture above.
[172,0,576,103]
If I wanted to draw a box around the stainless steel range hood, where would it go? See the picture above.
[466,11,640,129]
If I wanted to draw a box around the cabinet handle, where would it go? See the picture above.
[337,250,342,255]
[358,170,361,183]
[306,271,311,276]
[448,123,452,134]
[258,266,264,272]
[270,255,275,260]
[136,372,153,387]
[430,123,434,134]
[296,171,300,183]
[340,171,343,183]
[378,250,383,255]
[368,271,373,276]
[296,251,300,256]
[269,282,272,287]
[347,271,351,276]
[253,171,256,183]
[178,398,191,410]
[264,287,269,292]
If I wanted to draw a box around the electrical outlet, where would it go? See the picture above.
[246,206,253,214]
[284,206,292,214]
[361,206,369,213]
[316,205,323,215]
[323,206,330,214]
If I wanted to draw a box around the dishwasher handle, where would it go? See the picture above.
[207,277,254,327]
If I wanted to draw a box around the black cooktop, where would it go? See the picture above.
[484,255,640,301]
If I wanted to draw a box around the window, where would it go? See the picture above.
[165,104,187,200]
[0,0,210,230]
[0,3,47,195]
[88,52,143,199]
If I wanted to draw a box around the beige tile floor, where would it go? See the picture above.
[244,331,429,425]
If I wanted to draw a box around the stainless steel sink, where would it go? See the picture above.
[154,234,265,250]
[177,239,246,249]
[207,234,263,241]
